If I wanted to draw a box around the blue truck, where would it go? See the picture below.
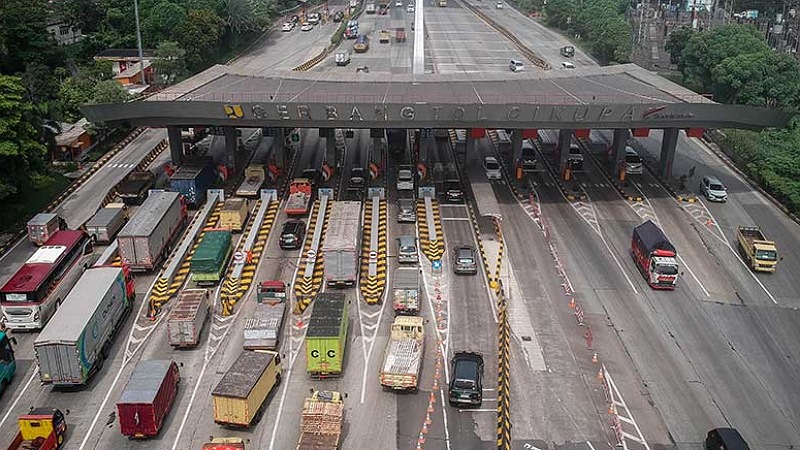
[0,328,16,395]
[169,158,216,208]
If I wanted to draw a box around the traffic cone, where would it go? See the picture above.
[592,352,598,363]
[569,297,576,309]
[608,405,615,414]
[597,369,604,381]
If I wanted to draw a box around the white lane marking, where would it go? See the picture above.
[676,254,710,297]
[586,441,597,450]
[582,192,639,294]
[0,369,38,429]
[357,277,389,405]
[0,237,26,264]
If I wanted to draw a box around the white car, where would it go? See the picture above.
[700,175,728,202]
[307,13,320,24]
[301,22,314,31]
[484,156,502,180]
[495,1,504,8]
[395,0,403,6]
[282,22,295,31]
[407,3,414,11]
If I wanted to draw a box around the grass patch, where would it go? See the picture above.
[0,174,71,233]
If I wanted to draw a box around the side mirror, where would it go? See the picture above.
[9,337,17,346]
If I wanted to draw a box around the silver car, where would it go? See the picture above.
[397,235,418,264]
[701,176,727,202]
[452,246,478,275]
[397,198,416,223]
[625,147,643,175]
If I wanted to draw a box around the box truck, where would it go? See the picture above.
[116,360,180,438]
[212,350,282,427]
[117,191,187,271]
[306,293,349,378]
[166,289,210,347]
[321,201,361,287]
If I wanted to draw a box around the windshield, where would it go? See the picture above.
[655,263,678,275]
[756,249,778,261]
[486,161,499,170]
[626,154,641,163]
[458,257,474,264]
[401,245,416,253]
[709,184,725,191]
[398,171,412,180]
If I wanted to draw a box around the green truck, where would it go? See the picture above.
[191,230,233,285]
[306,293,349,379]
[0,328,17,395]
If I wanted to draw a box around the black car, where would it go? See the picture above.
[452,245,477,275]
[333,10,344,22]
[448,352,484,407]
[279,220,305,250]
[705,428,750,450]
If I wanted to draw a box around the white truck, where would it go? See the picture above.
[379,316,425,392]
[85,203,128,244]
[392,267,420,315]
[166,289,210,347]
[236,165,265,197]
[335,50,351,66]
[243,281,287,350]
[322,201,362,287]
[117,191,187,271]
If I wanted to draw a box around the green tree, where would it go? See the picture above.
[57,78,95,122]
[0,0,63,73]
[0,76,49,200]
[59,0,105,34]
[711,51,800,109]
[20,63,61,104]
[585,15,631,63]
[544,0,577,29]
[665,26,694,66]
[681,24,768,91]
[222,0,263,36]
[153,41,187,86]
[142,1,188,44]
[91,80,130,104]
[176,9,226,71]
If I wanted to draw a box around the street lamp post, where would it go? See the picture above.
[133,0,145,85]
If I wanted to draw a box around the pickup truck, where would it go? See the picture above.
[380,316,424,392]
[736,226,779,272]
[202,438,246,450]
[117,170,155,206]
[6,408,67,450]
[392,267,420,315]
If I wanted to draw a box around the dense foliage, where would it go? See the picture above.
[541,0,631,64]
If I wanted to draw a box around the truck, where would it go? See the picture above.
[335,50,351,66]
[321,201,361,287]
[286,178,313,216]
[167,289,210,347]
[379,316,424,391]
[5,408,67,450]
[85,203,128,244]
[26,213,66,246]
[219,198,249,233]
[521,139,538,172]
[169,158,216,208]
[116,360,180,438]
[366,2,376,12]
[379,29,390,43]
[306,292,349,378]
[117,191,187,271]
[34,265,135,386]
[395,27,406,42]
[117,170,155,206]
[236,165,265,197]
[736,226,779,272]
[202,438,246,450]
[296,390,344,450]
[211,349,282,427]
[190,230,233,285]
[243,281,287,350]
[0,327,16,395]
[631,220,679,290]
[392,267,420,315]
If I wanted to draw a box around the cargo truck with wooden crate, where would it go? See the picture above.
[736,225,779,272]
[392,267,420,315]
[26,213,66,246]
[243,281,286,351]
[285,179,313,216]
[202,437,246,450]
[296,390,344,450]
[211,349,282,427]
[236,165,265,197]
[219,198,249,233]
[5,408,67,450]
[631,220,679,290]
[306,292,349,378]
[190,230,233,285]
[321,201,361,287]
[85,203,128,244]
[34,265,135,386]
[169,158,217,208]
[117,191,187,271]
[167,289,210,347]
[116,360,180,438]
[380,316,424,392]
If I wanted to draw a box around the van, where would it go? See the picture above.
[561,61,576,69]
[448,351,484,406]
[509,59,524,72]
[397,235,418,264]
[335,50,351,66]
[624,146,643,175]
[705,428,750,450]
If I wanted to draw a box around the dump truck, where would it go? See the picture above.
[26,213,66,246]
[169,159,216,208]
[190,230,233,285]
[236,165,265,197]
[243,281,287,350]
[6,408,67,450]
[392,267,420,315]
[736,226,779,272]
[211,349,282,427]
[219,198,249,233]
[34,266,135,386]
[117,191,187,271]
[85,203,128,244]
[631,220,678,290]
[0,327,16,395]
[167,289,210,347]
[322,201,361,287]
[306,292,349,378]
[380,316,425,391]
[117,360,180,438]
[296,390,344,450]
[286,178,313,216]
[117,170,155,206]
[202,437,246,450]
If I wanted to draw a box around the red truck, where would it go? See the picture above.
[6,408,67,450]
[631,220,679,290]
[201,437,245,450]
[285,179,313,216]
[117,360,180,438]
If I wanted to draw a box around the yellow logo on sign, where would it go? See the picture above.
[223,104,244,119]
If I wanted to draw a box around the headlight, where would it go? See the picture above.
[33,312,39,321]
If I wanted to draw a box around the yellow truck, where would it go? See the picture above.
[736,226,779,272]
[219,198,249,233]
[379,316,424,392]
[212,350,282,427]
[379,30,390,43]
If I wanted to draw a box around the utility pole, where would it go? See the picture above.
[134,0,145,85]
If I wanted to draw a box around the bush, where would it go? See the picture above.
[331,22,347,45]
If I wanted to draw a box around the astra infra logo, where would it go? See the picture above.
[642,105,668,119]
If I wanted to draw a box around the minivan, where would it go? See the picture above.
[701,176,728,202]
[625,146,643,175]
[397,235,418,264]
[705,428,750,450]
[562,61,576,69]
[279,220,305,250]
[452,246,478,275]
[509,59,524,72]
[449,351,484,407]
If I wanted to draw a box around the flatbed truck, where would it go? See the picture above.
[380,316,424,392]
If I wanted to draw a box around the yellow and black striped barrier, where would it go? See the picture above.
[360,199,387,304]
[293,200,328,314]
[496,287,512,450]
[416,200,444,261]
[492,219,504,293]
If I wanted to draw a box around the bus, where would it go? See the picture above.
[0,230,95,330]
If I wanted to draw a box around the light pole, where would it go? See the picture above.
[133,0,145,85]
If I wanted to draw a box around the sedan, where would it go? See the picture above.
[395,0,403,6]
[407,4,414,11]
[282,22,295,31]
[301,22,314,31]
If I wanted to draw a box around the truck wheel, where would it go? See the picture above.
[57,433,64,448]
[275,373,282,386]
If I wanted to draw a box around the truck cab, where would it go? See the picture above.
[257,281,286,304]
[7,408,67,450]
[0,330,16,394]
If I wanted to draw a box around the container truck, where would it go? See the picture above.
[190,230,233,285]
[736,226,779,272]
[236,165,265,197]
[306,292,349,378]
[219,198,249,233]
[34,265,135,386]
[321,201,361,287]
[211,349,282,427]
[5,408,67,450]
[392,267,420,315]
[0,328,16,395]
[117,170,155,206]
[286,179,313,216]
[169,158,216,208]
[380,316,424,391]
[26,213,66,246]
[85,203,128,244]
[117,191,187,271]
[167,289,210,347]
[202,438,246,450]
[296,390,344,450]
[116,360,180,438]
[243,281,286,351]
[631,220,679,290]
